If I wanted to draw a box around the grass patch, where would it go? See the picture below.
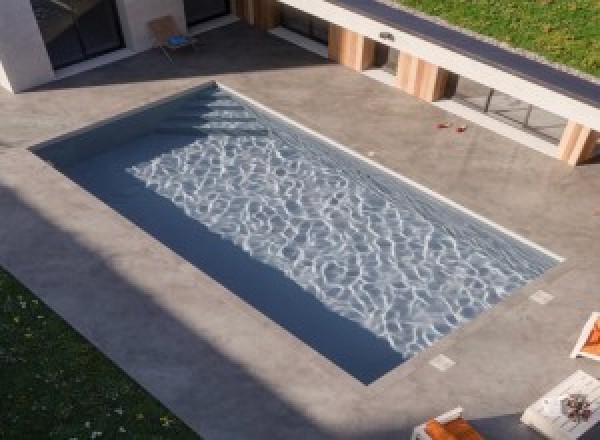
[0,268,199,439]
[395,0,600,77]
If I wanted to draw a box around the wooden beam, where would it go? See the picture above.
[396,52,448,102]
[557,121,600,166]
[557,121,584,161]
[328,25,375,71]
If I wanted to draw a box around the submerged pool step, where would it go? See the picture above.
[164,118,265,131]
[156,125,271,137]
[160,90,271,136]
[189,95,239,103]
[183,100,245,111]
[176,109,255,118]
[193,89,230,98]
[169,113,257,124]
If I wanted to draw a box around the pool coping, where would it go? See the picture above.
[6,144,571,388]
[26,77,569,388]
[38,79,562,386]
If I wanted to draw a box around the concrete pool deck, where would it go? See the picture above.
[0,22,599,439]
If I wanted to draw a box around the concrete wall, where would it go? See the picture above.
[0,0,54,92]
[116,0,186,51]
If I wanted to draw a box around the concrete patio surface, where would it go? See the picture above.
[1,22,600,439]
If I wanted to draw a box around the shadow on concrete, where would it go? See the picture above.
[34,22,330,92]
[0,181,337,440]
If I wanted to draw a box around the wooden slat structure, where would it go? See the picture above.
[396,52,448,102]
[328,25,375,71]
[557,121,600,166]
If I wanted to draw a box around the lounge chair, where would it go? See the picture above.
[147,15,197,62]
[411,407,484,440]
[570,312,600,361]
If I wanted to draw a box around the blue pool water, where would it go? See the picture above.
[57,84,557,383]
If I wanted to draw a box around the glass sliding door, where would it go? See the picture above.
[453,76,568,142]
[31,0,84,68]
[31,0,124,70]
[74,0,123,55]
[281,5,329,44]
[184,0,230,27]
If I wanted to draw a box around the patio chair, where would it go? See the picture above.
[411,407,484,440]
[147,15,197,63]
[570,312,600,361]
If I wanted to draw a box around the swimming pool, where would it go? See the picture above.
[36,82,558,383]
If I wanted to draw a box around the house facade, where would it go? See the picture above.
[0,0,598,165]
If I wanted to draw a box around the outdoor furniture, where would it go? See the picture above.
[570,313,600,362]
[147,15,197,62]
[521,370,600,439]
[411,407,484,440]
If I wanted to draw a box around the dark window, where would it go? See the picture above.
[281,5,329,45]
[453,76,568,143]
[31,0,124,70]
[183,0,230,27]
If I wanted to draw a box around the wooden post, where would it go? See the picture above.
[252,0,280,31]
[396,52,448,102]
[328,25,375,71]
[557,121,600,166]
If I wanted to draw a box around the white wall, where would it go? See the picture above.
[116,0,186,51]
[0,0,54,92]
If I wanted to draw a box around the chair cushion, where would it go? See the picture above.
[167,35,188,46]
[582,342,600,356]
[584,319,600,345]
[425,419,457,440]
[444,418,484,440]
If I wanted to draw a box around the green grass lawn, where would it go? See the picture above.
[395,0,600,77]
[0,268,199,439]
